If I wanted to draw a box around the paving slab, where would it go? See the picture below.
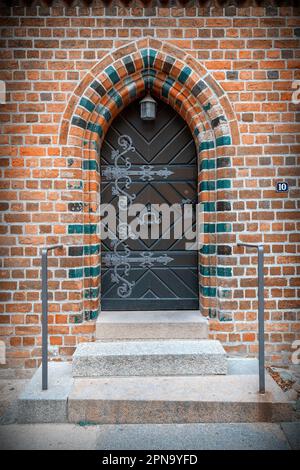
[68,374,294,424]
[0,423,290,450]
[227,358,259,375]
[0,379,28,418]
[96,310,208,340]
[0,423,97,450]
[280,422,300,450]
[96,422,291,450]
[0,422,292,450]
[17,362,73,423]
[72,339,227,377]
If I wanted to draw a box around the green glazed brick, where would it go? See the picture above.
[79,97,95,113]
[200,245,216,255]
[84,266,101,277]
[141,49,149,68]
[68,224,83,234]
[95,104,111,122]
[83,224,97,235]
[87,121,103,138]
[162,77,175,98]
[216,135,231,147]
[200,181,215,191]
[203,223,216,233]
[108,89,123,109]
[148,48,157,67]
[200,286,217,297]
[217,267,232,277]
[200,140,215,151]
[126,81,137,98]
[217,179,231,189]
[84,244,100,255]
[217,223,231,233]
[141,48,157,68]
[201,202,215,212]
[200,265,216,276]
[69,268,84,278]
[68,224,97,235]
[105,65,120,85]
[82,159,99,172]
[178,65,192,84]
[200,158,216,170]
[200,266,232,277]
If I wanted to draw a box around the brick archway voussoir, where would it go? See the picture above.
[59,38,240,148]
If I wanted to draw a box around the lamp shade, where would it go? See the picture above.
[140,93,157,121]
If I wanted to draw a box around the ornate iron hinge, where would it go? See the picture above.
[101,135,174,298]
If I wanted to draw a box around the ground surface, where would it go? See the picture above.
[0,379,27,417]
[0,422,299,450]
[0,378,299,450]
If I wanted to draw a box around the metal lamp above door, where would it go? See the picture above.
[140,93,157,121]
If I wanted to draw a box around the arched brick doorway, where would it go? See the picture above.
[59,38,240,340]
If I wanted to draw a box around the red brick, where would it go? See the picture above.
[0,5,298,371]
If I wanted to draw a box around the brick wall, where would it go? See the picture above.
[0,1,299,372]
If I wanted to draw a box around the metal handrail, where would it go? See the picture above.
[237,242,265,394]
[41,245,63,390]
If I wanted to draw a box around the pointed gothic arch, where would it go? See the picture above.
[59,38,240,323]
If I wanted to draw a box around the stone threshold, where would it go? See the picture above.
[17,360,295,424]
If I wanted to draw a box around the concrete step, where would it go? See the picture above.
[16,362,295,424]
[72,339,227,377]
[96,310,208,341]
[68,374,294,424]
[17,363,74,424]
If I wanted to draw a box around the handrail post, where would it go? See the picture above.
[41,245,63,391]
[257,245,265,394]
[41,248,48,391]
[237,242,265,394]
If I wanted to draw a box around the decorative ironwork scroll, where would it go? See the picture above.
[102,134,137,205]
[103,160,173,193]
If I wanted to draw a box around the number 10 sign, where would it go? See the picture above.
[276,182,289,192]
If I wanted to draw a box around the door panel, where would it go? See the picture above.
[100,99,199,310]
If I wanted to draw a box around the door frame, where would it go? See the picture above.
[100,99,200,311]
[59,39,239,325]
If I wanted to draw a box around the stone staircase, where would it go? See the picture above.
[95,310,209,340]
[73,311,227,377]
[17,311,294,424]
[72,339,227,377]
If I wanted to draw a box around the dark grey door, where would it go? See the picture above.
[100,100,199,310]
